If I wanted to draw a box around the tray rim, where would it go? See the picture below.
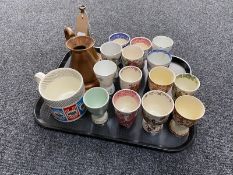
[33,50,196,153]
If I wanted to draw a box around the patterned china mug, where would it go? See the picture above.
[112,89,141,128]
[169,95,205,137]
[172,73,200,100]
[122,45,144,69]
[142,90,174,134]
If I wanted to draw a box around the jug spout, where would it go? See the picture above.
[64,27,75,41]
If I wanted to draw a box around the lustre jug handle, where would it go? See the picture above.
[64,27,75,41]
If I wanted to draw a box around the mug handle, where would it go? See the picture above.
[34,72,45,84]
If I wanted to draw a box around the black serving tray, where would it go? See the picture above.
[34,48,196,152]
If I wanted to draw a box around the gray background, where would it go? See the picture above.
[0,0,232,174]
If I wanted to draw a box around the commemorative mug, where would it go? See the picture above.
[34,68,86,122]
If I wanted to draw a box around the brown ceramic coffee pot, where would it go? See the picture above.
[64,5,100,90]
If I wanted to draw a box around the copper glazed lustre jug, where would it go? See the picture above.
[65,33,100,90]
[64,5,100,90]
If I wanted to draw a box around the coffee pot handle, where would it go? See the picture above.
[64,27,75,41]
[34,72,45,84]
